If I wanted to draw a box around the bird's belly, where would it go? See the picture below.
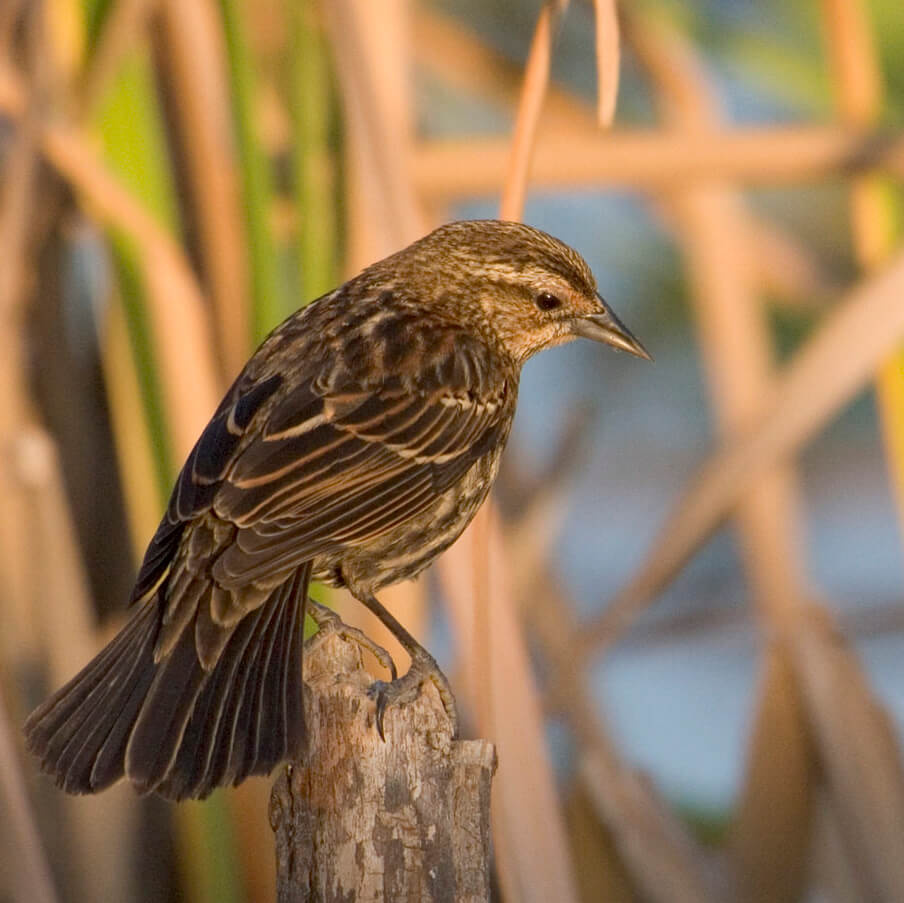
[312,455,498,592]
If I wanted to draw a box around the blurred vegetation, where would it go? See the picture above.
[2,1,904,902]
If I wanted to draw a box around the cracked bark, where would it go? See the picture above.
[270,629,496,902]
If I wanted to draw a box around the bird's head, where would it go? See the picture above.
[397,220,650,365]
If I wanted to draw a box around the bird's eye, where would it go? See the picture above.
[535,292,562,312]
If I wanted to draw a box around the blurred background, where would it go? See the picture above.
[2,0,904,901]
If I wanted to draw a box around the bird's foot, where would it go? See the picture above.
[368,648,458,740]
[307,598,397,680]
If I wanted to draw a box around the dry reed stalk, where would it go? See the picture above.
[34,122,223,455]
[799,5,904,898]
[323,0,422,261]
[821,0,904,559]
[413,126,904,197]
[0,12,141,901]
[0,83,42,687]
[810,793,874,900]
[0,48,60,903]
[625,19,816,898]
[99,289,164,554]
[226,778,277,903]
[412,10,830,310]
[578,751,717,903]
[412,8,593,134]
[0,8,55,681]
[43,0,82,86]
[321,0,428,668]
[157,0,251,378]
[564,786,636,903]
[138,244,223,455]
[0,693,58,903]
[792,603,904,899]
[0,1,26,59]
[877,355,904,543]
[821,0,881,125]
[627,21,814,897]
[581,244,904,653]
[451,3,579,900]
[729,643,815,903]
[499,0,568,219]
[520,561,719,902]
[290,1,339,300]
[592,0,619,126]
[436,509,580,903]
[498,421,715,899]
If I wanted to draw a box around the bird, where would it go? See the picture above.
[25,219,649,800]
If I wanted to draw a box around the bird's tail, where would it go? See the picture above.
[24,565,309,801]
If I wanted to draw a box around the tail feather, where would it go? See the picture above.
[28,600,154,746]
[25,566,309,800]
[25,600,159,794]
[155,571,300,800]
[242,583,294,773]
[273,571,306,760]
[125,618,215,793]
[219,576,297,787]
[176,605,278,798]
[89,639,160,791]
[156,601,265,799]
[61,628,158,793]
[246,568,306,778]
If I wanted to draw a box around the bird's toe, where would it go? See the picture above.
[307,598,398,679]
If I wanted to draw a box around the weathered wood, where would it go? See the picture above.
[270,629,496,903]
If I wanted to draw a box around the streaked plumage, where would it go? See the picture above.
[25,220,648,800]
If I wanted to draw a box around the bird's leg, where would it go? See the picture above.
[355,591,458,740]
[306,597,397,680]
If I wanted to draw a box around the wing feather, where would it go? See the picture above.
[205,334,511,589]
[134,303,512,671]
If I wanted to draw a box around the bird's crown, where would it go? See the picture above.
[365,220,646,364]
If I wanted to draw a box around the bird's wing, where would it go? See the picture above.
[130,305,326,603]
[129,370,286,603]
[138,311,512,657]
[209,329,511,590]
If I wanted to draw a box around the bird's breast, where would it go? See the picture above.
[313,447,503,593]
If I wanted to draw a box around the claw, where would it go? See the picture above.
[365,652,458,740]
[366,681,393,741]
[375,687,389,741]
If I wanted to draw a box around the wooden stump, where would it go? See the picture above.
[270,629,496,903]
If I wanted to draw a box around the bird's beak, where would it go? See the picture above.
[571,295,652,361]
